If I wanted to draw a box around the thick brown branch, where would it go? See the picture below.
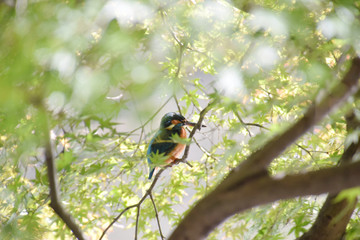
[170,160,360,240]
[44,121,86,240]
[169,57,360,239]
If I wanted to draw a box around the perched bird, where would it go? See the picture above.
[147,112,203,179]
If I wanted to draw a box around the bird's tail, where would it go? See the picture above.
[148,167,155,180]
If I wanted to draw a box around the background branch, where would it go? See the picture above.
[43,117,86,240]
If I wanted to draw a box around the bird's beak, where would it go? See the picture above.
[184,120,206,128]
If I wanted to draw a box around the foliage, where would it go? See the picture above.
[1,0,360,239]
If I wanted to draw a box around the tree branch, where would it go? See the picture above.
[170,160,360,240]
[179,99,217,164]
[135,206,141,240]
[44,119,86,240]
[169,57,360,239]
[150,192,166,240]
[99,203,138,240]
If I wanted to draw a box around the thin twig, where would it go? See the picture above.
[243,121,326,163]
[180,86,202,112]
[193,137,219,162]
[135,206,141,240]
[244,122,269,130]
[180,100,218,164]
[173,95,182,115]
[131,127,145,157]
[150,192,166,240]
[174,45,184,78]
[232,110,252,136]
[112,96,172,151]
[295,143,314,160]
[99,204,138,240]
[159,9,185,80]
[242,122,320,161]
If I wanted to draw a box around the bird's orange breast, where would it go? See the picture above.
[166,127,187,164]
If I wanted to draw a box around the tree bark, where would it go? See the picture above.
[298,111,360,240]
[298,194,357,240]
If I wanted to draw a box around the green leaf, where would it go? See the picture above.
[56,150,75,171]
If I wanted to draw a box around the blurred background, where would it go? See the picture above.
[1,0,360,239]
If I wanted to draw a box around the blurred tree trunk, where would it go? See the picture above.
[298,195,357,240]
[298,111,360,240]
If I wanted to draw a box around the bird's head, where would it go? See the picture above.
[160,112,200,130]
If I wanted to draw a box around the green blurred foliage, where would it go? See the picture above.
[1,0,360,239]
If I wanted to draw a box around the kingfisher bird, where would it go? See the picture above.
[147,112,203,180]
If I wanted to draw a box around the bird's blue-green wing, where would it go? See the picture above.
[147,134,177,179]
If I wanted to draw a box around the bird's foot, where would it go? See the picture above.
[169,158,193,168]
[171,158,182,166]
